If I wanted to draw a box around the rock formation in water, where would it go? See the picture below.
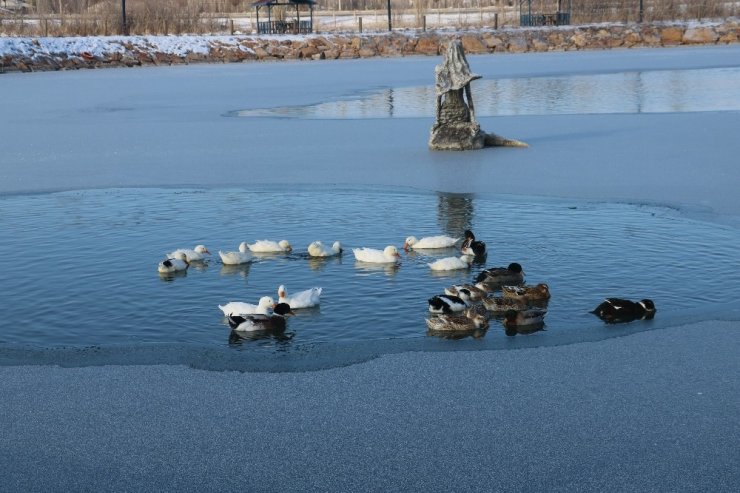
[429,40,528,151]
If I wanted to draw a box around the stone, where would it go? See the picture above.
[683,27,719,44]
[660,26,684,45]
[429,40,527,152]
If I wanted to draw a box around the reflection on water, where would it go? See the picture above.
[230,67,740,119]
[1,186,740,357]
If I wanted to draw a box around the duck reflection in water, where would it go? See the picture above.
[307,255,343,272]
[219,263,252,278]
[158,270,187,282]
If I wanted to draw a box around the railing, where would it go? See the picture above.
[520,11,571,27]
[257,19,312,35]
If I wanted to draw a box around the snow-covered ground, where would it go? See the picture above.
[1,45,739,490]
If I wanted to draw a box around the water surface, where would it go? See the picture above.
[231,67,740,119]
[2,186,739,368]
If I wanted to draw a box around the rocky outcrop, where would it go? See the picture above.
[1,18,738,73]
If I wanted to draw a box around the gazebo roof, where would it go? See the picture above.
[252,0,316,6]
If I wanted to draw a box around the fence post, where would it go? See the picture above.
[44,19,49,37]
[230,19,235,35]
[494,12,498,30]
[422,15,426,32]
[358,17,362,33]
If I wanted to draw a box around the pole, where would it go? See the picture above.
[639,0,644,23]
[387,0,392,31]
[121,0,127,35]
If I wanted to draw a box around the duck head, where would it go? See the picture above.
[403,236,418,251]
[278,240,292,252]
[272,302,295,317]
[384,245,401,258]
[194,245,211,255]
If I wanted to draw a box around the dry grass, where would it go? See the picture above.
[0,0,738,36]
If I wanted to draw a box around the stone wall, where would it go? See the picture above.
[2,19,738,73]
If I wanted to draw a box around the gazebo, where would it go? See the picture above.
[519,0,572,27]
[252,0,316,35]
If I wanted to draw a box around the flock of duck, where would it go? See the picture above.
[157,229,656,337]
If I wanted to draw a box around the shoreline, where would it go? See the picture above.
[1,18,738,73]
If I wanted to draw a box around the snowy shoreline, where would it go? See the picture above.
[1,18,738,73]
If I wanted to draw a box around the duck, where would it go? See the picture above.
[247,239,292,253]
[218,242,253,265]
[428,293,469,314]
[157,252,190,274]
[308,240,343,257]
[591,298,656,324]
[167,244,210,262]
[502,283,551,303]
[227,302,294,332]
[475,262,525,286]
[352,245,401,263]
[277,285,322,309]
[502,308,547,332]
[426,308,489,332]
[218,296,275,317]
[428,254,474,271]
[460,230,486,256]
[481,296,528,314]
[403,235,459,251]
[444,283,488,301]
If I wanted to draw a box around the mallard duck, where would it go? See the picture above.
[218,296,276,317]
[444,283,488,301]
[277,285,322,309]
[227,302,294,332]
[502,309,547,335]
[428,293,469,314]
[308,240,343,257]
[218,242,253,265]
[167,244,210,262]
[247,239,292,253]
[157,252,190,274]
[352,245,401,263]
[475,262,525,286]
[403,235,459,251]
[591,298,656,324]
[428,254,474,271]
[502,283,550,302]
[426,308,489,332]
[460,230,486,256]
[481,296,528,314]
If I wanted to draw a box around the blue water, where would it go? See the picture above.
[231,67,740,119]
[2,186,739,364]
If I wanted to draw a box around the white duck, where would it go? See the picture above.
[158,252,189,274]
[308,240,343,257]
[247,239,292,253]
[277,285,322,309]
[218,242,253,265]
[403,235,459,251]
[352,245,401,264]
[429,254,474,271]
[218,296,276,317]
[167,244,210,262]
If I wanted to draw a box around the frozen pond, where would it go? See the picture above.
[1,46,739,370]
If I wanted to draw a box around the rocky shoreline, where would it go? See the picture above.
[1,18,738,73]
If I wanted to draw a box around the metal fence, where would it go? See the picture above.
[1,1,738,36]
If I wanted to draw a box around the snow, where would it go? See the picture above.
[0,44,739,490]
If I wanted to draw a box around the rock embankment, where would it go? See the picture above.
[1,19,738,72]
